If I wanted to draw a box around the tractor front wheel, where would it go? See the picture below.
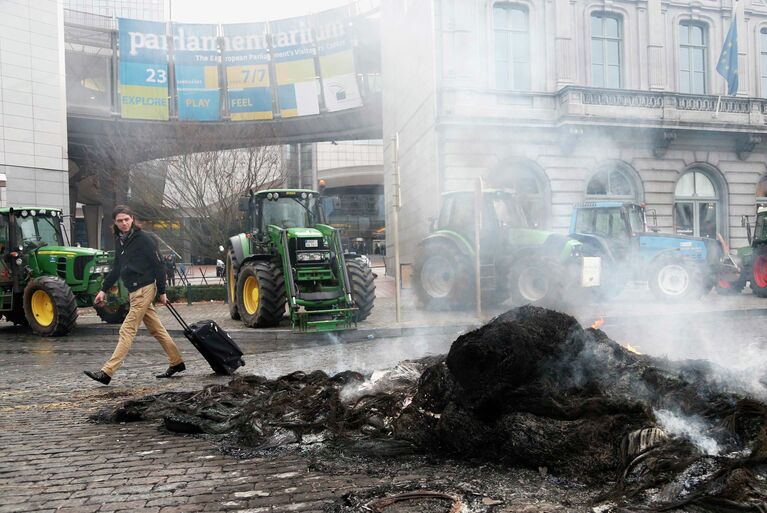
[95,303,129,324]
[236,261,286,328]
[414,240,473,310]
[226,250,240,320]
[508,257,563,307]
[346,259,375,322]
[23,277,78,336]
[751,254,767,297]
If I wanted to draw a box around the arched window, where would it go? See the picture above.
[493,4,530,91]
[591,12,623,88]
[674,170,719,239]
[679,21,708,94]
[586,165,638,200]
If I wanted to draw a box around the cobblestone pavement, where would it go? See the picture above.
[0,327,505,513]
[5,274,767,512]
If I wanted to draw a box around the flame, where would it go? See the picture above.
[624,343,642,355]
[591,317,604,329]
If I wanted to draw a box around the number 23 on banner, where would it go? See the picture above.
[145,67,167,84]
[227,65,269,89]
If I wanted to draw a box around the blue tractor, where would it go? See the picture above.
[569,201,737,301]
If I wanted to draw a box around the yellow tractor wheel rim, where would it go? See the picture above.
[31,290,54,327]
[242,276,260,315]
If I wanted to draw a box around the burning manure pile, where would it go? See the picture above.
[96,306,767,511]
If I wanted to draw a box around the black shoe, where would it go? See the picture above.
[84,370,111,385]
[156,362,186,379]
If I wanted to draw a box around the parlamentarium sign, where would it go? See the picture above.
[118,5,364,122]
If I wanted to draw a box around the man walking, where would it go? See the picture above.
[84,206,186,385]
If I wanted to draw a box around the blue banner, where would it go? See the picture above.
[270,16,319,117]
[118,18,169,120]
[222,22,273,120]
[172,23,221,121]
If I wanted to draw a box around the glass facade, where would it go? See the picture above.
[64,0,165,21]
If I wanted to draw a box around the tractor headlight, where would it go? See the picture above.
[297,252,329,262]
[15,258,22,265]
[93,265,111,274]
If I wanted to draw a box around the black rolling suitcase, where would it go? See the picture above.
[166,303,245,375]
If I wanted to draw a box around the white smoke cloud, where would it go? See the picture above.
[654,408,720,456]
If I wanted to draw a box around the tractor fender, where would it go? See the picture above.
[228,234,251,271]
[541,233,581,260]
[569,233,618,264]
[418,231,475,259]
[645,249,709,280]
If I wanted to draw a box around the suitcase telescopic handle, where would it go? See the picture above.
[165,302,190,331]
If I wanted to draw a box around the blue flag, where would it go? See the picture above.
[716,15,738,96]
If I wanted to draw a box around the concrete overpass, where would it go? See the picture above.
[62,7,383,247]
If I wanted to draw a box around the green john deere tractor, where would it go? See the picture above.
[0,207,129,336]
[226,188,375,332]
[414,189,600,309]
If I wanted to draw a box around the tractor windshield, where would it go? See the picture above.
[16,214,63,248]
[261,196,320,230]
[492,196,528,228]
[626,206,646,234]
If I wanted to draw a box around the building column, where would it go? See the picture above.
[83,204,103,250]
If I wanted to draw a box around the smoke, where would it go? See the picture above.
[585,302,767,401]
[654,408,721,456]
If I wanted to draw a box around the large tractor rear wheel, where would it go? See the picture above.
[95,303,129,324]
[23,277,78,336]
[751,254,767,297]
[414,240,473,310]
[648,257,700,301]
[236,261,286,328]
[346,259,375,321]
[508,256,563,307]
[226,250,240,320]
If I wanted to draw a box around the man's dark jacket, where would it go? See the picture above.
[101,228,167,294]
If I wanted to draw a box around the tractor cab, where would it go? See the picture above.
[570,201,646,262]
[251,189,324,233]
[10,208,66,251]
[434,190,534,257]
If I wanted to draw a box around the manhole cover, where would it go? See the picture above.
[366,491,461,513]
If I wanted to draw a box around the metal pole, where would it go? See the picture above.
[392,133,402,323]
[297,143,302,189]
[474,177,482,318]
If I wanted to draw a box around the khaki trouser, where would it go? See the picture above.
[102,283,183,377]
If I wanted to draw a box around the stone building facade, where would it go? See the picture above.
[0,0,69,214]
[381,0,767,267]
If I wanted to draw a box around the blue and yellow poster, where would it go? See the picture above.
[118,18,169,120]
[222,23,273,120]
[270,16,320,118]
[172,23,220,121]
[314,7,362,112]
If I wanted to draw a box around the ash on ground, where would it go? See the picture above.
[95,306,767,512]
